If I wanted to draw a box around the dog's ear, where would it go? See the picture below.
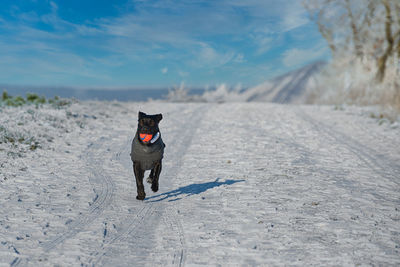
[138,111,146,120]
[155,113,163,123]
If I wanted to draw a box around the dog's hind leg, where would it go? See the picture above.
[151,161,162,192]
[133,162,146,200]
[146,169,154,184]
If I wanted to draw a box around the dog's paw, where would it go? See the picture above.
[136,194,146,200]
[151,184,159,192]
[146,176,153,184]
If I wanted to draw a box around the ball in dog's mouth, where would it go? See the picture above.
[139,133,153,143]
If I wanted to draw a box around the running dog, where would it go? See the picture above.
[130,111,165,200]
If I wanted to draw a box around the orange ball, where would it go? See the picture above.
[139,133,153,142]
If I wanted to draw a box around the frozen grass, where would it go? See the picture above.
[0,93,85,182]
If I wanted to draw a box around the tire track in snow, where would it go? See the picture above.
[41,139,117,252]
[89,203,153,265]
[90,104,207,266]
[298,108,400,186]
[12,136,120,266]
[163,206,187,267]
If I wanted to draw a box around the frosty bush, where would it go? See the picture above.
[0,126,40,153]
[26,93,46,105]
[201,84,243,103]
[165,83,243,103]
[165,83,205,102]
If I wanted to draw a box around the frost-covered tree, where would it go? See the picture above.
[304,0,399,81]
[376,0,400,82]
[304,0,400,113]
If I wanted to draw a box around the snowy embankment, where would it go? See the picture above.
[1,101,399,266]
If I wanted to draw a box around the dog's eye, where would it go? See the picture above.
[139,120,144,126]
[149,121,155,126]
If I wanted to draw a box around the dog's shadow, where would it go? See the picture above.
[145,178,244,202]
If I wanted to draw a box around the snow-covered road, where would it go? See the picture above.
[1,102,399,266]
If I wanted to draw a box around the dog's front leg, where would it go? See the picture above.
[133,162,146,200]
[146,169,154,184]
[151,161,162,192]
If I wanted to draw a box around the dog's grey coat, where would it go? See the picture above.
[130,132,165,170]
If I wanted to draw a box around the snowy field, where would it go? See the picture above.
[0,101,399,266]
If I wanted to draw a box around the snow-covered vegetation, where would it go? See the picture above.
[165,83,205,102]
[0,92,82,182]
[165,83,244,103]
[165,62,323,104]
[304,0,400,118]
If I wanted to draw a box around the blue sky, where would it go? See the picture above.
[0,0,330,89]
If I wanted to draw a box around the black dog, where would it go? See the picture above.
[130,111,165,200]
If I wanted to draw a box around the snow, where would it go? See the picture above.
[1,101,399,266]
[242,61,325,103]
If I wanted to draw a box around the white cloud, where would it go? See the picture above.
[251,35,274,55]
[49,1,58,12]
[281,2,309,32]
[161,67,168,74]
[282,43,329,67]
[192,43,235,68]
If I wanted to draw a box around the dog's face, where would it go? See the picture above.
[137,111,162,144]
